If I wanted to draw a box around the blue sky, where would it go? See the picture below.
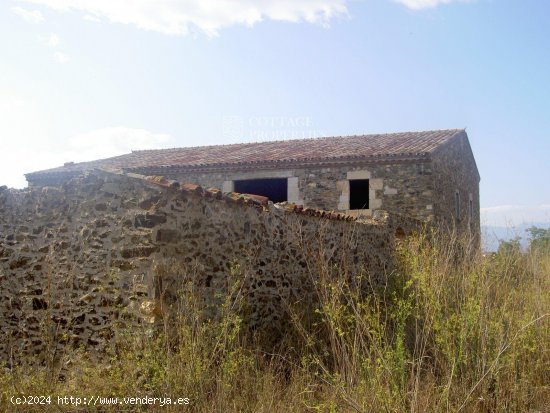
[1,0,549,228]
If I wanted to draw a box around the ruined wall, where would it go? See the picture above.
[0,173,160,363]
[0,170,419,364]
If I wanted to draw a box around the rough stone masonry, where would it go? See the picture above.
[0,169,419,364]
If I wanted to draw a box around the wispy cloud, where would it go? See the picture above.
[393,0,468,10]
[38,33,66,62]
[47,33,60,47]
[0,110,175,188]
[83,14,101,23]
[12,6,44,23]
[53,51,69,63]
[18,0,348,36]
[66,127,174,159]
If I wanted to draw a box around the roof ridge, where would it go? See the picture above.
[26,128,466,179]
[131,128,465,153]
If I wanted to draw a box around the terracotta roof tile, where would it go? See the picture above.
[26,129,464,178]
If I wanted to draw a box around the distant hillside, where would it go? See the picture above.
[482,222,550,252]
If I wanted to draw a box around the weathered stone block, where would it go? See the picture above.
[134,213,167,228]
[111,259,136,271]
[95,203,108,211]
[9,256,31,270]
[154,229,180,243]
[120,246,159,258]
[347,170,371,180]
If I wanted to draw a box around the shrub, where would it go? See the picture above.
[1,231,548,412]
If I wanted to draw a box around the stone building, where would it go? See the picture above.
[26,129,480,236]
[0,128,480,359]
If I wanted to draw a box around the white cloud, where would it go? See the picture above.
[12,6,44,23]
[53,51,69,63]
[83,14,101,23]
[66,127,174,160]
[18,0,348,36]
[481,204,550,227]
[0,110,175,189]
[47,33,60,47]
[393,0,466,10]
[0,93,53,188]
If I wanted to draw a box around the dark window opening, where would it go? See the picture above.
[349,179,370,210]
[469,194,473,220]
[234,178,287,203]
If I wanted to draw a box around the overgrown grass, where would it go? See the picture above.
[1,232,549,412]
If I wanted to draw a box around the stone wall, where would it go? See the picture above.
[134,162,436,222]
[0,170,420,365]
[431,132,480,239]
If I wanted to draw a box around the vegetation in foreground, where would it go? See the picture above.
[1,229,549,412]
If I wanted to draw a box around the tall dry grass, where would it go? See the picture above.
[1,231,549,412]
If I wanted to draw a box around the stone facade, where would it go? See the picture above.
[143,163,435,222]
[0,170,419,364]
[25,130,480,240]
[431,132,481,237]
[131,132,480,239]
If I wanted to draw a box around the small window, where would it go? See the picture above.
[349,179,370,210]
[234,178,287,203]
[455,190,460,219]
[469,193,473,220]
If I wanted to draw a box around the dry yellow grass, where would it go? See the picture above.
[1,231,549,412]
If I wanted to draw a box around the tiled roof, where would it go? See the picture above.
[26,129,464,178]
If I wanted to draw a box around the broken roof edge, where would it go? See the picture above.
[95,168,361,223]
[121,170,428,229]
